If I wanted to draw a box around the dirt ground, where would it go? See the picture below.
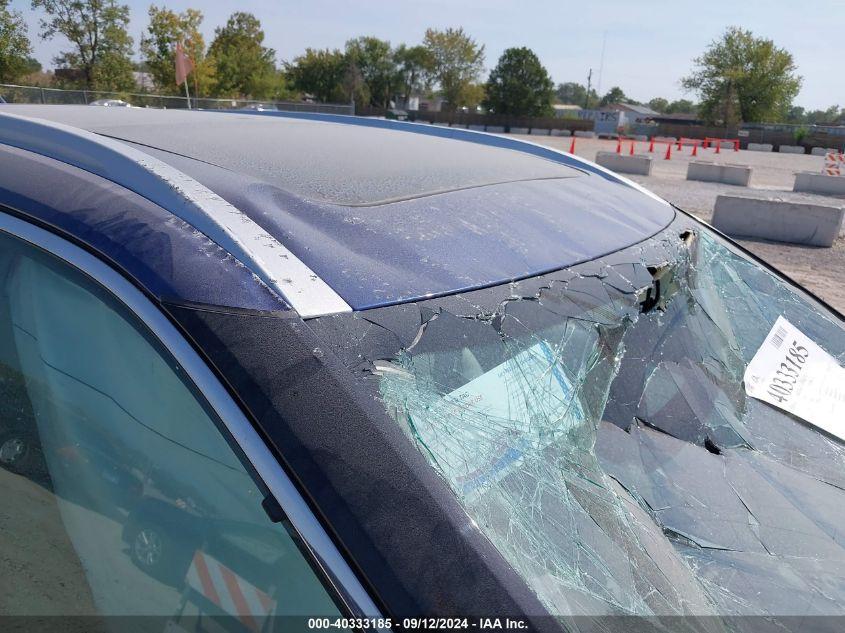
[513,134,845,313]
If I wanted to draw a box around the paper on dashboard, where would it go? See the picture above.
[744,316,845,439]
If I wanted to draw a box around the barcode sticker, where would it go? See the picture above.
[744,316,845,439]
[771,325,787,350]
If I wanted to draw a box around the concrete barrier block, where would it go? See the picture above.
[712,195,844,247]
[687,161,752,186]
[485,125,505,133]
[793,172,845,196]
[653,136,677,143]
[468,124,486,132]
[633,135,649,141]
[595,151,653,176]
[574,130,596,138]
[449,123,467,129]
[433,122,450,127]
[509,126,529,135]
[811,147,839,156]
[747,143,773,152]
[550,129,572,137]
[779,145,805,154]
[530,128,550,136]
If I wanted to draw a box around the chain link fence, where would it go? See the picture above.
[0,83,354,115]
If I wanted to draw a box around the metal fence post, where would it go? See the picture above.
[40,88,46,104]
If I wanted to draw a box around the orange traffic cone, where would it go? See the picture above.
[715,142,721,154]
[569,137,576,153]
[616,138,622,154]
[629,141,635,155]
[649,137,655,152]
[664,143,672,160]
[692,143,698,157]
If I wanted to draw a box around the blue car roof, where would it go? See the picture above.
[0,106,674,313]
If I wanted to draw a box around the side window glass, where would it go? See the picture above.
[0,229,342,628]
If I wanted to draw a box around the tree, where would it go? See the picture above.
[1,0,33,82]
[393,44,433,107]
[785,105,805,124]
[682,27,801,124]
[423,27,484,110]
[141,6,215,96]
[483,47,553,116]
[599,86,629,107]
[556,81,597,108]
[286,47,347,103]
[667,98,696,114]
[647,97,668,113]
[24,56,41,73]
[345,36,396,108]
[32,0,135,91]
[461,82,485,110]
[341,57,368,107]
[207,12,276,98]
[796,105,844,125]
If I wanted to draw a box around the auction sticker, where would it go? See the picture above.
[744,316,845,438]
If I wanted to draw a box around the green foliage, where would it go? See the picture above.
[423,27,484,111]
[785,105,806,124]
[288,39,436,109]
[460,82,485,110]
[647,97,698,115]
[393,43,433,107]
[345,36,396,108]
[483,47,553,116]
[555,82,597,108]
[32,0,135,91]
[207,12,276,99]
[141,6,215,96]
[270,70,299,101]
[667,98,697,114]
[286,47,347,103]
[682,26,801,124]
[787,104,844,125]
[0,0,33,82]
[599,86,630,107]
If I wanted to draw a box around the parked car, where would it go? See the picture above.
[88,98,132,107]
[239,102,279,111]
[1,105,844,632]
[385,108,408,121]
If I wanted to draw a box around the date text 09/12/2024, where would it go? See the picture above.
[307,618,529,630]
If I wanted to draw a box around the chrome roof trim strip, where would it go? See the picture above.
[0,209,381,618]
[0,112,351,318]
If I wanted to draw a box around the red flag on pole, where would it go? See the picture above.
[175,41,194,86]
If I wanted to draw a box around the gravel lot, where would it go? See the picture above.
[514,135,845,313]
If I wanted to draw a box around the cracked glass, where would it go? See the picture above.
[351,223,845,623]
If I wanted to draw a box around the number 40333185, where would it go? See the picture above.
[768,342,809,403]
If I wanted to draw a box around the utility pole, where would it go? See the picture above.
[585,68,593,109]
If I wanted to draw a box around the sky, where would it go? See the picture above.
[11,0,844,110]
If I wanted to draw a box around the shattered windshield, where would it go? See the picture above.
[366,221,845,622]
